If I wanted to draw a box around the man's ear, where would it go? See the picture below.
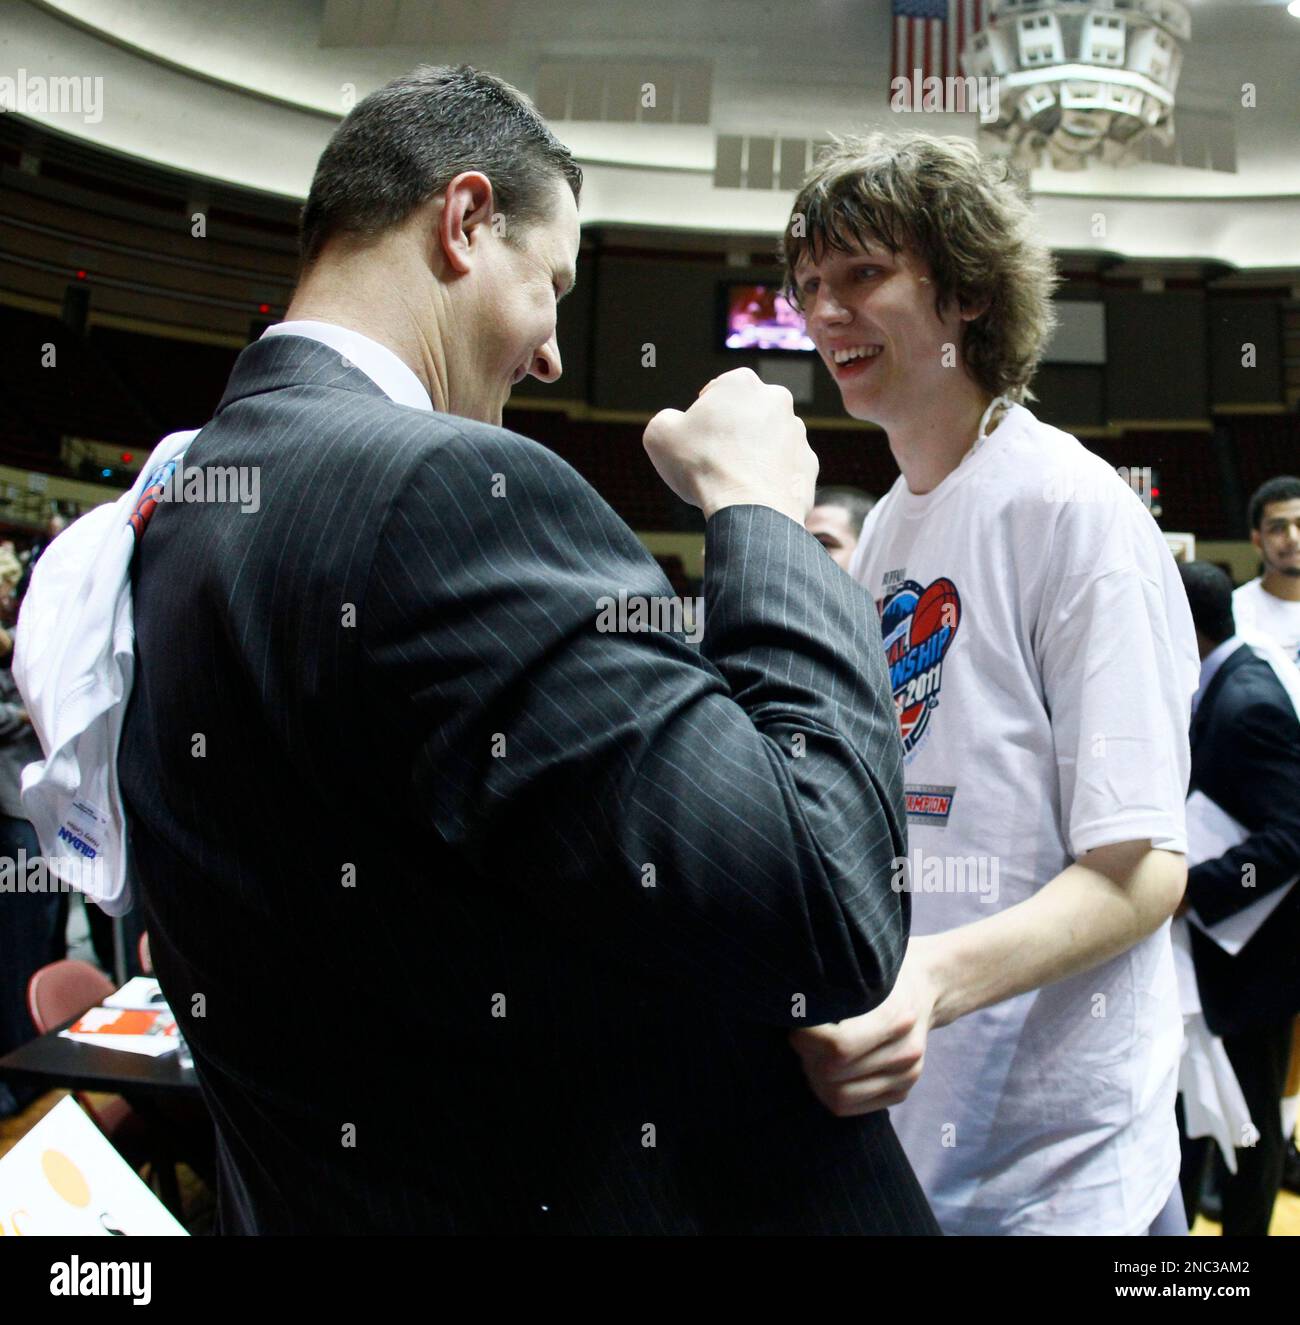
[438,171,497,276]
[1250,528,1261,553]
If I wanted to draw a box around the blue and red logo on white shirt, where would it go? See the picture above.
[878,575,962,757]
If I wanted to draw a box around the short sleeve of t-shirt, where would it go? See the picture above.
[1031,488,1199,858]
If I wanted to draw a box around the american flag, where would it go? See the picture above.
[891,0,987,91]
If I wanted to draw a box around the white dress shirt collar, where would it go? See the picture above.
[261,320,433,413]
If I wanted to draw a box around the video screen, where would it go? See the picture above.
[721,282,815,353]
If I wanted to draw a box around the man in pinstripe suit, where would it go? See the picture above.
[117,65,937,1235]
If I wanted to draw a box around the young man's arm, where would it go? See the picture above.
[791,507,1197,1112]
[790,841,1183,1114]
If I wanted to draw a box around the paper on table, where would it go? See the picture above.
[0,1095,186,1235]
[59,1006,178,1057]
[1185,789,1297,956]
[103,976,170,1012]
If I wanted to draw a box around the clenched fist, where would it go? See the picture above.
[642,368,818,525]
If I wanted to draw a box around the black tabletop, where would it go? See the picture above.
[0,1015,201,1099]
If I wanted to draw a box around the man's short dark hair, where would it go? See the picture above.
[1178,561,1236,646]
[813,486,876,539]
[300,64,582,265]
[781,132,1058,403]
[1248,475,1300,531]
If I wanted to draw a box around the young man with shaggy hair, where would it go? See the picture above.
[783,132,1200,1235]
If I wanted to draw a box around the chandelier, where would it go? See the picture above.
[962,0,1191,170]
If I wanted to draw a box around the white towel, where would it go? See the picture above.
[1172,919,1252,1171]
[12,430,198,915]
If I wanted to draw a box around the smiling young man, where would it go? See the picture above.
[782,132,1201,1235]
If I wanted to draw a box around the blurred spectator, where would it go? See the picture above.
[0,542,22,598]
[0,567,68,1118]
[14,512,68,605]
[804,485,876,572]
[1175,561,1300,1235]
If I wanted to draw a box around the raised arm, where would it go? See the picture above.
[359,372,908,1027]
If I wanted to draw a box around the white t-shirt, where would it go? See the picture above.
[1233,577,1300,669]
[849,402,1200,1235]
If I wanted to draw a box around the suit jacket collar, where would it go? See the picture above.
[216,333,390,414]
[1190,641,1256,745]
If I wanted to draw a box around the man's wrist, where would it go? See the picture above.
[701,490,805,525]
[911,932,961,1030]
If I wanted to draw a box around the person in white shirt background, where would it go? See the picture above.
[781,130,1200,1235]
[1235,477,1300,670]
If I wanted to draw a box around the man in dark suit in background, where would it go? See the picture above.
[1175,561,1300,1235]
[117,65,936,1234]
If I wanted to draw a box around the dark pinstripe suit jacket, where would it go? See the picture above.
[118,333,938,1235]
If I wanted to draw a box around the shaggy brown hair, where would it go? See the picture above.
[781,131,1058,403]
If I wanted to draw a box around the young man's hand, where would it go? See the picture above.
[789,937,942,1116]
[643,367,817,526]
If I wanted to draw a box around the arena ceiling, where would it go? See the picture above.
[2,0,1298,268]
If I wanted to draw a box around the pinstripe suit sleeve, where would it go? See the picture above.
[359,422,908,1027]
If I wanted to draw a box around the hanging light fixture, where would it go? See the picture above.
[962,0,1191,170]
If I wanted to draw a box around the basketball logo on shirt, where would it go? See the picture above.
[878,577,961,756]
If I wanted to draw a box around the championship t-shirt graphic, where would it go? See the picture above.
[877,575,961,757]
